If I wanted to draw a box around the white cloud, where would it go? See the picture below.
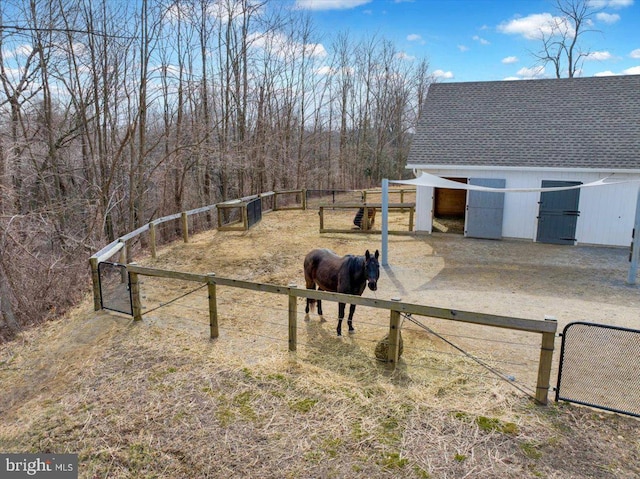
[457,45,469,52]
[630,48,640,59]
[294,0,372,10]
[585,50,613,61]
[498,13,564,40]
[407,33,422,42]
[596,12,621,24]
[472,35,490,45]
[622,65,640,75]
[432,69,454,79]
[516,66,546,79]
[502,56,519,64]
[589,0,634,8]
[594,70,618,76]
[249,31,328,59]
[396,52,416,61]
[316,65,335,75]
[503,76,522,81]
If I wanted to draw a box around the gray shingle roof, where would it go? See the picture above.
[407,75,640,170]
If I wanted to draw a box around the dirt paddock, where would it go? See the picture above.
[137,208,639,400]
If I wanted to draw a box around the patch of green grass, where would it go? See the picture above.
[454,453,467,462]
[413,465,431,478]
[290,398,318,413]
[475,416,519,435]
[322,437,343,458]
[379,451,408,469]
[520,441,543,459]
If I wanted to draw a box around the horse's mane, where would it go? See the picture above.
[343,254,365,280]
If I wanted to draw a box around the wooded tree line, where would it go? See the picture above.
[0,0,432,339]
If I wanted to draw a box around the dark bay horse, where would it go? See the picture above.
[303,248,380,336]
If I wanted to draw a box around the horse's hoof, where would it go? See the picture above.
[348,329,355,334]
[319,316,326,323]
[304,314,310,321]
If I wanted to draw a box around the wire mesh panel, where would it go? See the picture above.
[247,197,262,228]
[98,262,132,316]
[556,322,640,417]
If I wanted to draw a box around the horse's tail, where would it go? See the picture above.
[307,298,316,307]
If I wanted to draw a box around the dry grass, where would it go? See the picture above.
[1,209,639,478]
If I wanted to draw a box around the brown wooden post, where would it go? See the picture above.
[181,212,189,243]
[129,265,142,321]
[319,206,325,231]
[242,204,249,230]
[386,307,402,369]
[409,206,414,232]
[274,192,279,211]
[90,257,101,311]
[288,283,297,352]
[150,221,157,259]
[208,273,218,339]
[302,189,307,210]
[535,317,557,405]
[119,241,127,283]
[363,206,370,230]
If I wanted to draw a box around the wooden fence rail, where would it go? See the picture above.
[319,203,415,234]
[126,263,557,405]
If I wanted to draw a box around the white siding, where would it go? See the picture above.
[417,168,640,247]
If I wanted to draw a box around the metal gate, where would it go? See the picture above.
[465,178,505,239]
[556,322,640,417]
[247,197,262,228]
[98,262,133,315]
[536,181,581,245]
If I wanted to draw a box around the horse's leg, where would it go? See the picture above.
[347,304,356,333]
[337,302,346,336]
[317,299,325,322]
[305,298,311,321]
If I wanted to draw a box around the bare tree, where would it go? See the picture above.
[534,0,600,78]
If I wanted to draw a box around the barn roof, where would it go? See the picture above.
[407,75,640,171]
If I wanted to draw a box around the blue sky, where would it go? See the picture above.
[292,0,640,82]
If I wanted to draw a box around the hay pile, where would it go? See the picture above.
[374,331,404,362]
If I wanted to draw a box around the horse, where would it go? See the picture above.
[303,248,380,336]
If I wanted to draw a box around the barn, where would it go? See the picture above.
[403,74,640,247]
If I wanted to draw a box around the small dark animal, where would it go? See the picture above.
[303,248,380,336]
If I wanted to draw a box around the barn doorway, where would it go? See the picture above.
[433,178,466,234]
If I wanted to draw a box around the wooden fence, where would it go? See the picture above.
[89,189,306,310]
[126,263,557,405]
[319,203,415,234]
[90,185,557,405]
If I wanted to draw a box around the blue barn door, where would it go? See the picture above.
[465,178,505,239]
[536,181,581,245]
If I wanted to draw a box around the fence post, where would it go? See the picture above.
[302,189,307,210]
[386,307,402,369]
[90,257,101,311]
[119,241,127,283]
[409,206,414,232]
[129,265,142,321]
[208,273,218,339]
[535,316,557,405]
[274,192,278,211]
[242,204,249,230]
[288,283,297,352]
[319,206,325,231]
[150,221,157,259]
[181,212,189,243]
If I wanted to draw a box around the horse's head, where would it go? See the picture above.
[364,249,380,291]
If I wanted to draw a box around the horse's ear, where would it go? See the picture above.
[374,249,379,259]
[365,250,370,259]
